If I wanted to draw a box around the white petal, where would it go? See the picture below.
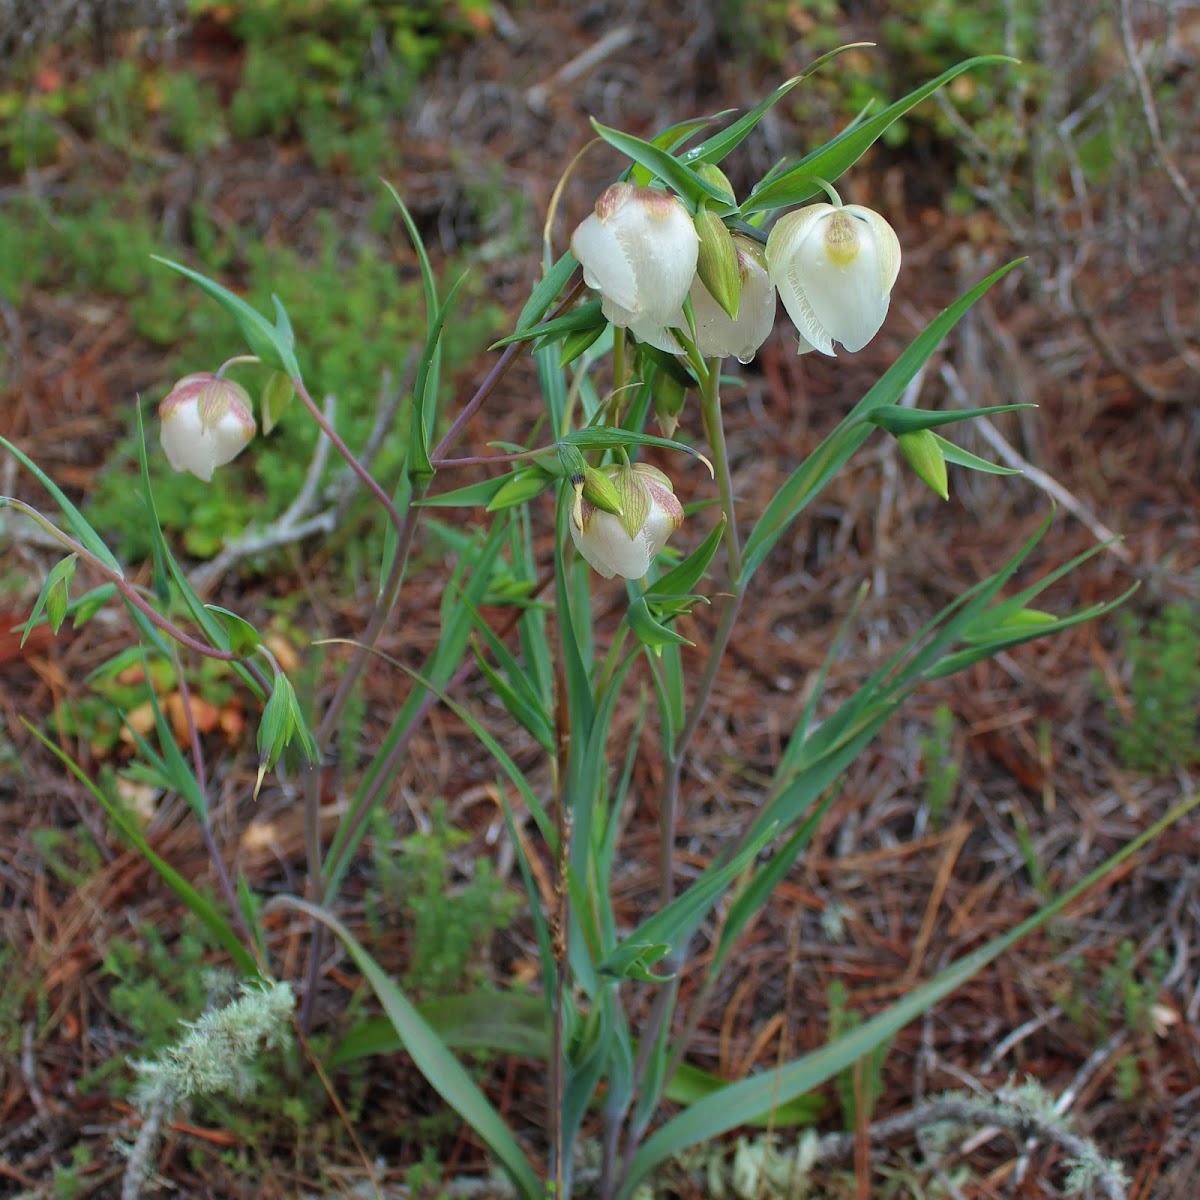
[629,198,699,323]
[161,404,214,480]
[844,204,902,295]
[640,481,684,556]
[571,510,653,579]
[767,207,837,356]
[627,309,685,354]
[798,213,890,353]
[572,212,639,312]
[691,249,776,363]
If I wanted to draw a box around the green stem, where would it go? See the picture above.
[615,363,750,1191]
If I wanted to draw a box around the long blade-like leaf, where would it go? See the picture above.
[273,898,542,1200]
[619,791,1200,1197]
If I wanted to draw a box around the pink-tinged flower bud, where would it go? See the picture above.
[570,184,699,331]
[569,463,684,580]
[766,202,901,356]
[158,372,256,482]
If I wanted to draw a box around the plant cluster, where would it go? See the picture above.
[5,45,1182,1200]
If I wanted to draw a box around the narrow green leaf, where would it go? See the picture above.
[589,120,735,213]
[619,790,1200,1197]
[741,56,1016,214]
[151,256,302,379]
[626,595,694,652]
[275,899,542,1200]
[486,467,555,512]
[738,260,1022,586]
[688,44,867,168]
[869,403,1035,436]
[416,475,517,508]
[936,435,1022,476]
[492,298,604,349]
[24,721,258,977]
[517,252,579,332]
[645,516,725,599]
[327,992,549,1069]
[598,826,774,980]
[561,426,713,468]
[1,436,119,569]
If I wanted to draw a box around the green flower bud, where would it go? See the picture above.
[897,429,949,500]
[695,208,741,321]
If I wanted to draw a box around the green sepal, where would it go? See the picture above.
[869,403,1035,436]
[255,671,319,799]
[422,472,535,506]
[935,435,1022,476]
[204,604,262,655]
[897,430,948,500]
[693,163,736,204]
[581,466,624,518]
[626,595,694,654]
[556,442,587,479]
[694,207,740,319]
[260,370,294,435]
[23,553,77,644]
[151,256,302,380]
[613,468,651,540]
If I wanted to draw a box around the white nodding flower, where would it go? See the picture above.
[620,238,777,362]
[570,183,699,332]
[569,463,684,580]
[691,235,776,363]
[766,202,901,356]
[159,372,256,482]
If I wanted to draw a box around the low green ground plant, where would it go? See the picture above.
[1107,603,1200,772]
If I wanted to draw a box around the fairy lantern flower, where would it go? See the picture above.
[766,201,901,356]
[569,463,684,580]
[159,372,256,482]
[690,234,776,363]
[570,183,699,337]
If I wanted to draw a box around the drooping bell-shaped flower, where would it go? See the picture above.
[569,463,684,580]
[570,183,699,334]
[691,235,776,363]
[766,202,901,356]
[159,372,256,482]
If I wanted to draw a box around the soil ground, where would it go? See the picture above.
[2,3,1199,1198]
